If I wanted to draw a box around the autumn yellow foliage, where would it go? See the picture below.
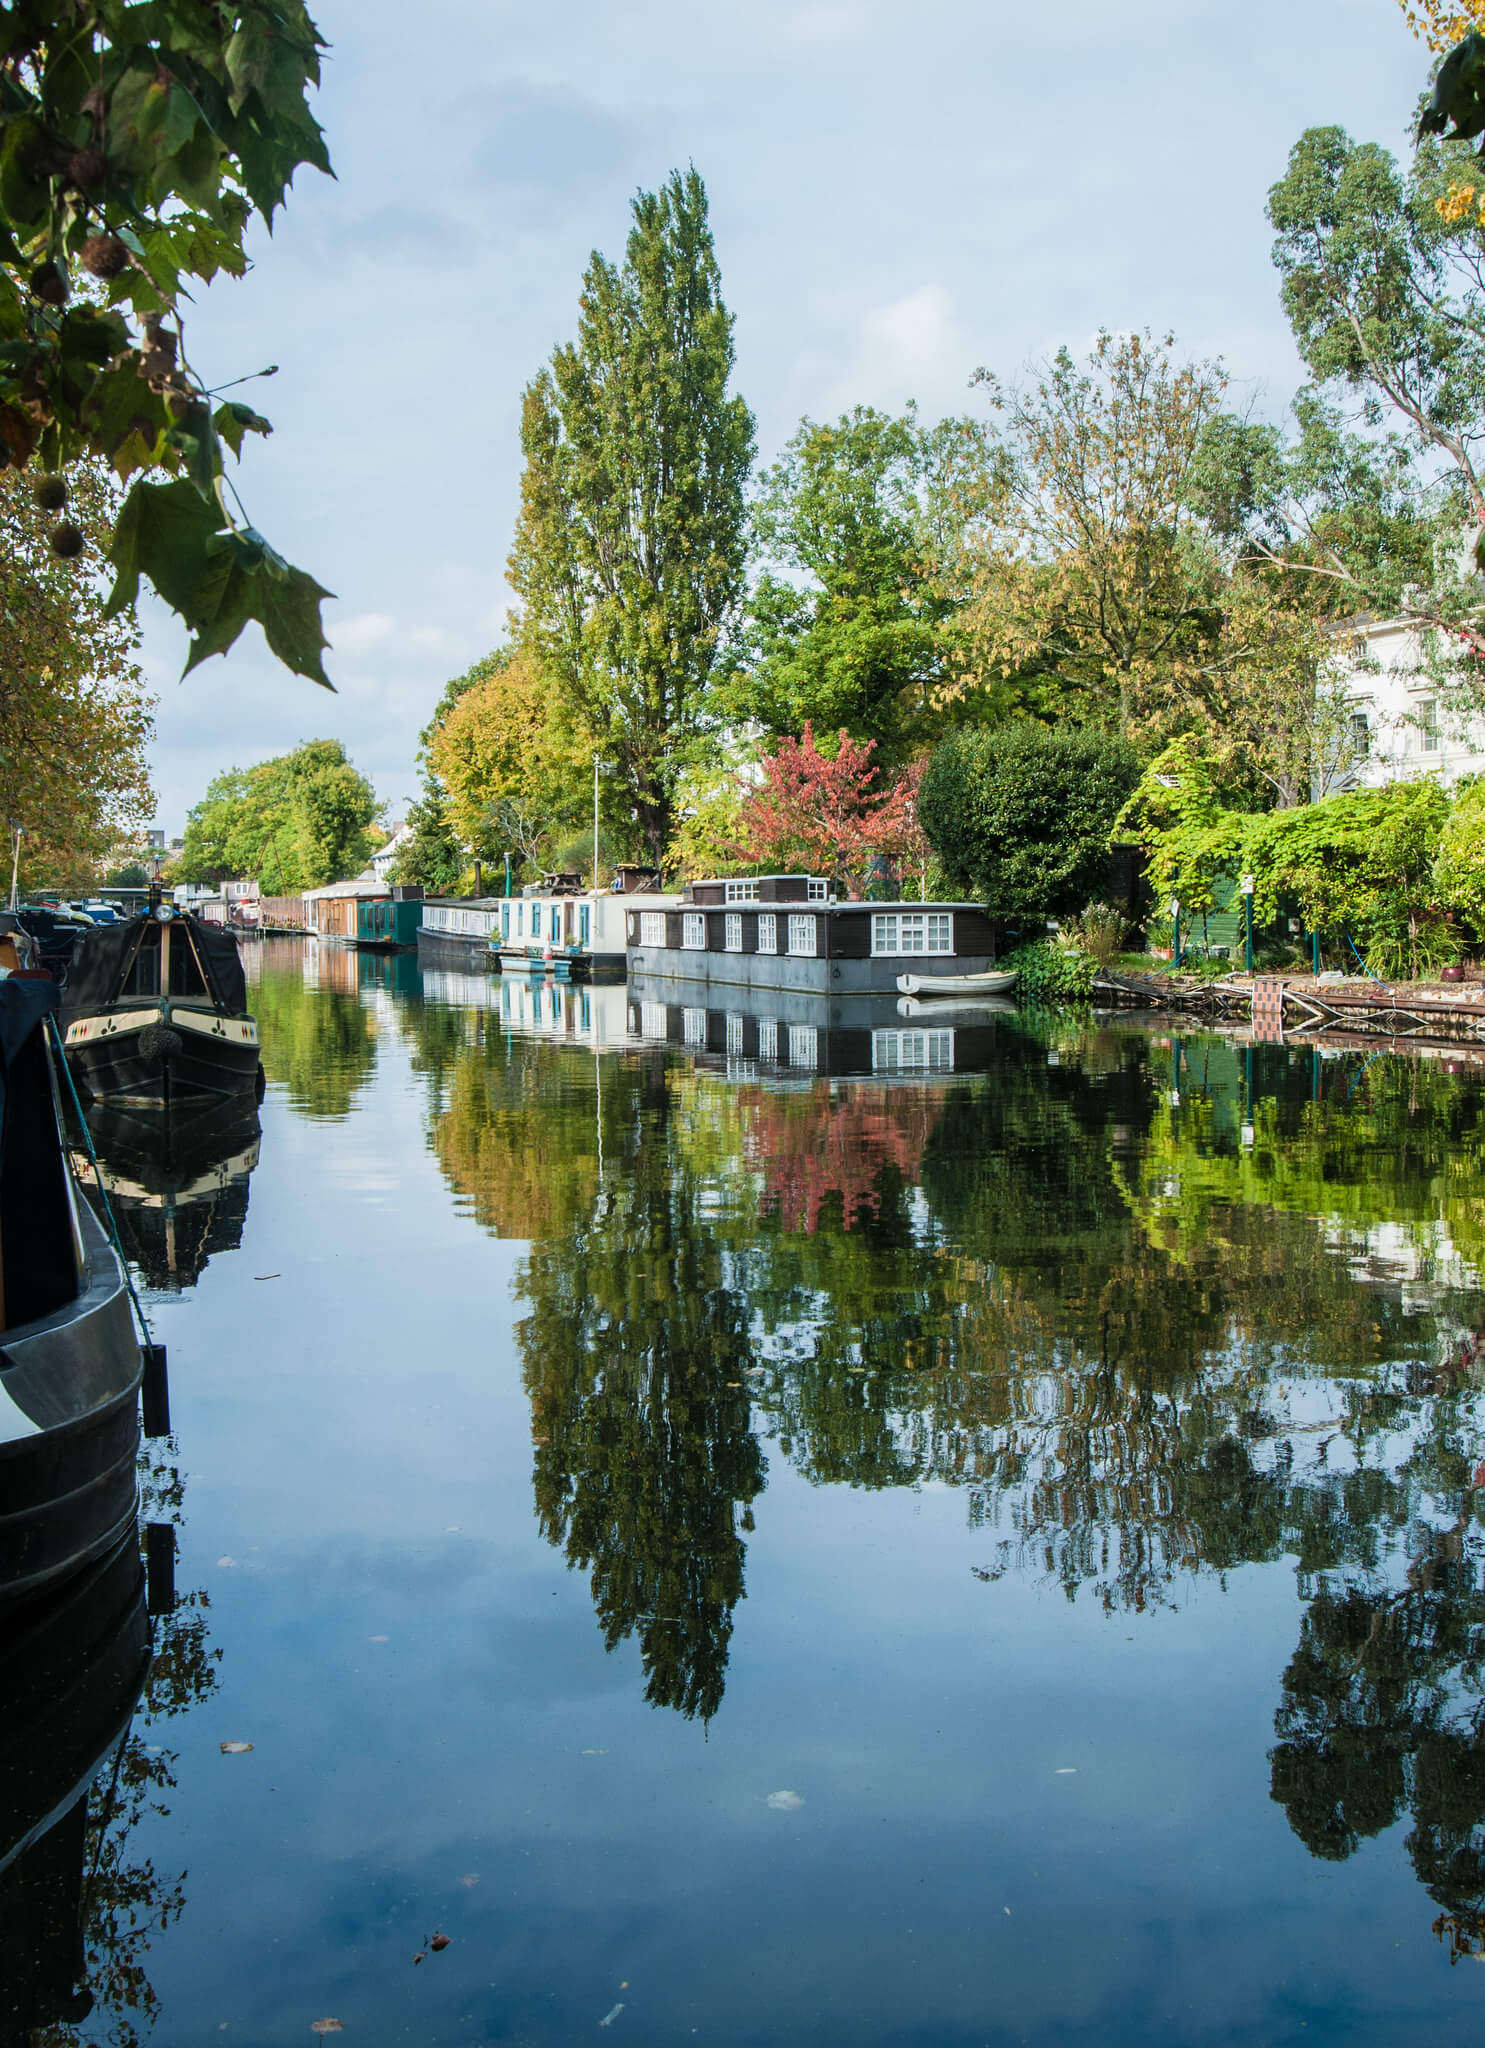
[1401,0,1485,51]
[0,461,154,892]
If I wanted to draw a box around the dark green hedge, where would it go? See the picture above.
[919,723,1140,921]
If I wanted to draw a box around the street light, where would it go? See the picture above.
[1169,897,1180,968]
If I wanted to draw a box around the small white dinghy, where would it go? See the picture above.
[896,969,1018,998]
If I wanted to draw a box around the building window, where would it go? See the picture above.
[807,879,829,901]
[724,912,743,951]
[725,1012,744,1054]
[1349,710,1370,758]
[757,913,777,954]
[640,910,666,947]
[682,912,707,949]
[683,1007,707,1046]
[724,879,760,903]
[1420,698,1440,753]
[786,914,817,956]
[641,1002,667,1039]
[757,1018,778,1061]
[551,906,563,944]
[788,1024,818,1067]
[871,912,953,955]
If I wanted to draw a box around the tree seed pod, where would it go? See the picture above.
[49,521,84,559]
[80,233,129,280]
[28,262,67,307]
[32,474,67,512]
[66,147,108,191]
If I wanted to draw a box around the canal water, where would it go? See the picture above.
[41,938,1485,2042]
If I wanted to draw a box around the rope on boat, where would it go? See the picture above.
[46,1012,156,1354]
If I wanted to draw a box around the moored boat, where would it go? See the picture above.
[895,968,1018,998]
[59,906,261,1105]
[0,980,143,1603]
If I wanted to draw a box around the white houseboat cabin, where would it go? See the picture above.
[623,875,997,995]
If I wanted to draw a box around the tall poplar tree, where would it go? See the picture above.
[509,169,755,866]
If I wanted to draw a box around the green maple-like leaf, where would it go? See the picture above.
[107,478,335,688]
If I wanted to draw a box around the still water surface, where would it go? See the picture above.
[41,938,1485,2043]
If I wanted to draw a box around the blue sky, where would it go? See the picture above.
[142,0,1424,833]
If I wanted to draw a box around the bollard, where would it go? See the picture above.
[141,1342,170,1438]
[146,1522,176,1615]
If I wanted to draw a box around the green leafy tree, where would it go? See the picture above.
[0,455,154,891]
[1263,124,1485,701]
[509,168,755,866]
[427,644,591,879]
[0,2,335,683]
[919,722,1140,922]
[179,737,377,889]
[722,404,990,757]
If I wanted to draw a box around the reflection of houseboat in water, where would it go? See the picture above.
[626,974,1014,1078]
[419,869,677,982]
[625,875,999,996]
[421,965,632,1044]
[423,957,1015,1079]
[72,1099,260,1293]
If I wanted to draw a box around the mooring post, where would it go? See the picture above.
[141,1342,170,1438]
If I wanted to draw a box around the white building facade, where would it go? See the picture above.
[1343,618,1485,791]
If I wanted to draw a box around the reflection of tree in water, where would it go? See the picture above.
[420,1004,1485,1761]
[1268,1381,1485,1962]
[251,951,376,1120]
[11,1443,220,2048]
[519,1051,764,1720]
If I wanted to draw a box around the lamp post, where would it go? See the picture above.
[145,846,164,913]
[1240,872,1255,973]
[1169,897,1180,968]
[593,755,601,896]
[7,821,22,912]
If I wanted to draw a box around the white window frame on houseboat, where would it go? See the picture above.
[724,912,743,952]
[786,914,817,957]
[724,879,760,903]
[872,1028,955,1072]
[871,911,953,956]
[682,912,707,950]
[788,1024,818,1068]
[757,912,777,954]
[807,879,830,901]
[639,911,666,947]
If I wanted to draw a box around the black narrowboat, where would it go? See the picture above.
[60,906,262,1105]
[0,1526,151,2040]
[0,979,144,1603]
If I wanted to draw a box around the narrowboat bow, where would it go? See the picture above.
[60,906,261,1104]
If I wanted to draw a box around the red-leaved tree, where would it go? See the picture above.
[735,724,929,896]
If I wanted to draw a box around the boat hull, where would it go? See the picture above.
[0,1200,143,1604]
[62,1003,261,1105]
[895,970,1019,998]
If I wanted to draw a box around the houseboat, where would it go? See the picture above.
[418,874,679,982]
[0,980,144,1601]
[302,879,425,950]
[623,875,998,995]
[60,906,261,1105]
